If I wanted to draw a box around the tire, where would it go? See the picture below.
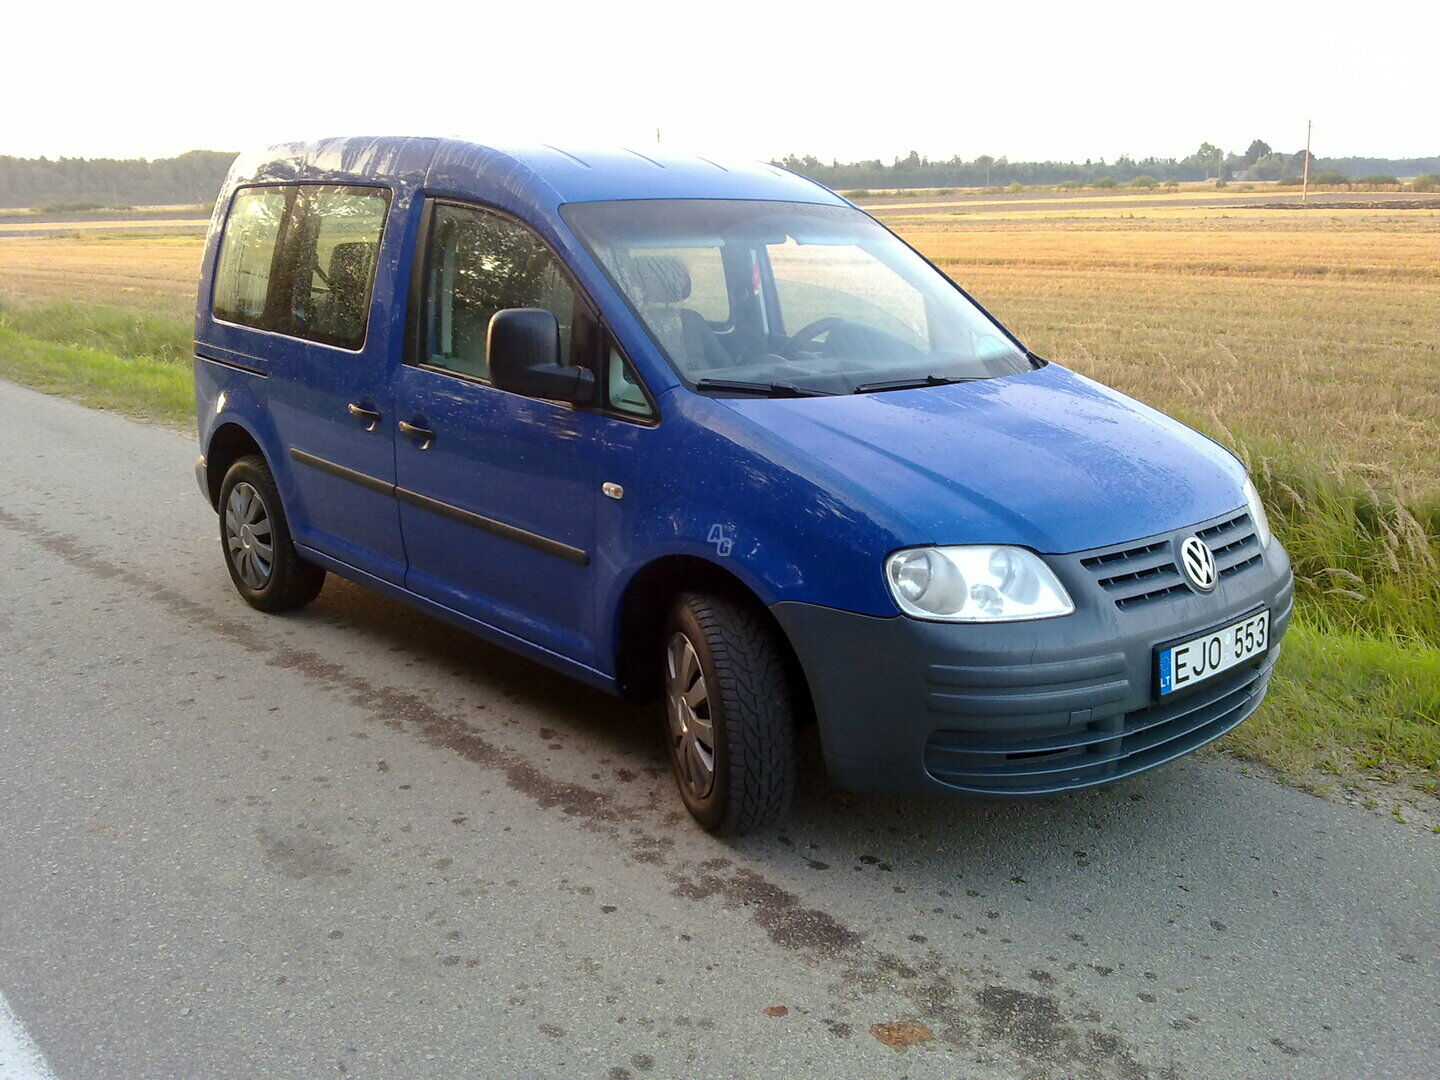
[663,592,797,834]
[218,454,325,613]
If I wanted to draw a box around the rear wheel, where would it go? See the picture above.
[663,592,797,833]
[218,455,325,613]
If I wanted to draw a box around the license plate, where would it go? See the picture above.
[1158,610,1270,695]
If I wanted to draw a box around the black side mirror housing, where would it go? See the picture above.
[487,308,595,405]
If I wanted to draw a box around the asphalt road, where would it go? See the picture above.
[0,379,1435,1080]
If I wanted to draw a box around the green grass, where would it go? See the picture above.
[0,297,193,424]
[1221,443,1440,780]
[0,330,191,426]
[1226,439,1439,777]
[0,296,192,363]
[1234,623,1440,776]
[1230,433,1440,646]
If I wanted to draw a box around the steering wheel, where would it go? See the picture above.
[783,316,850,359]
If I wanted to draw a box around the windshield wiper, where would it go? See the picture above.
[694,378,833,398]
[852,374,983,394]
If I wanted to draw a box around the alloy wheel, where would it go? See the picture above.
[224,481,274,589]
[665,631,717,799]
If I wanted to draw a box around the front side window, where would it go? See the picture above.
[213,186,287,328]
[607,346,654,418]
[419,203,577,380]
[562,199,1032,395]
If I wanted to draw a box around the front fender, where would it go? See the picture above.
[593,390,918,665]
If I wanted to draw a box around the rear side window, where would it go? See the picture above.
[418,203,577,380]
[211,183,390,350]
[213,187,287,328]
[287,186,390,349]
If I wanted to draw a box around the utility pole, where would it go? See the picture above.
[656,128,661,145]
[1301,119,1312,203]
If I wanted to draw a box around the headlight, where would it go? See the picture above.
[1243,478,1273,548]
[885,546,1074,622]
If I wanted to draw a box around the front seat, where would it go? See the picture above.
[315,241,375,343]
[629,254,734,371]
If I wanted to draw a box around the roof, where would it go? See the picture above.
[224,135,845,213]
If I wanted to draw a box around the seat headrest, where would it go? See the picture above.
[630,255,691,304]
[328,242,373,290]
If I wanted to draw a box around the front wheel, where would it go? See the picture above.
[218,455,325,613]
[663,593,798,834]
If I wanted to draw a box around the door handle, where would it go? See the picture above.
[347,402,381,431]
[398,419,435,449]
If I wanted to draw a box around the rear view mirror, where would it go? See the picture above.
[488,308,595,404]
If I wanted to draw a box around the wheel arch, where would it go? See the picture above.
[203,422,267,509]
[611,554,814,723]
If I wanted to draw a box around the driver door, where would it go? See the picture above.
[391,201,601,665]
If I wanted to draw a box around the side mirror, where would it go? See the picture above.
[487,308,595,405]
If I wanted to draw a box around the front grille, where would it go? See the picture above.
[1080,510,1262,610]
[924,656,1274,795]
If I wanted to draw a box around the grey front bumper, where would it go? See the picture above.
[773,513,1294,798]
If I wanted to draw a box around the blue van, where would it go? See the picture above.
[194,136,1293,832]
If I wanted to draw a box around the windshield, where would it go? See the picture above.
[561,199,1033,395]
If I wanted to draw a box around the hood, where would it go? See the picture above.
[716,364,1247,554]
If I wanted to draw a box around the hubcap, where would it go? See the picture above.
[665,632,716,799]
[224,482,274,589]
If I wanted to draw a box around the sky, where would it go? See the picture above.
[3,1,1433,164]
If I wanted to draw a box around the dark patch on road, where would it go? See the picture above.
[667,865,861,956]
[272,644,630,824]
[976,985,1171,1080]
[257,826,352,880]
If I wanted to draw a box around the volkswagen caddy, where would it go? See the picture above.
[193,137,1293,833]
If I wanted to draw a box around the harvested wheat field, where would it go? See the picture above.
[870,202,1440,491]
[0,232,203,315]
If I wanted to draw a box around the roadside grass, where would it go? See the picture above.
[0,306,192,426]
[1226,436,1438,777]
[0,296,192,363]
[1230,433,1440,644]
[1239,623,1440,780]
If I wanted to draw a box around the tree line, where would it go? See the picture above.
[2,143,1438,208]
[772,143,1440,190]
[0,150,237,209]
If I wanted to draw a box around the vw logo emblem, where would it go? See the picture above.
[1180,536,1217,592]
